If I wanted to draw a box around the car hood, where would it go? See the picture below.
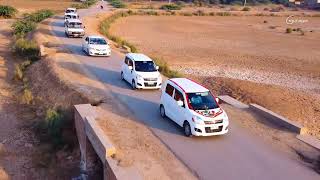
[88,44,110,49]
[136,71,160,78]
[67,28,84,32]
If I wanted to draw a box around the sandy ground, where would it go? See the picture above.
[0,0,77,14]
[109,15,320,138]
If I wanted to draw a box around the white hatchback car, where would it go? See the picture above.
[160,78,229,137]
[121,53,162,90]
[65,19,85,38]
[82,35,111,56]
[64,13,79,24]
[65,8,77,15]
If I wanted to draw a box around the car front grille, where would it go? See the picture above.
[205,126,223,133]
[72,32,81,34]
[144,78,157,81]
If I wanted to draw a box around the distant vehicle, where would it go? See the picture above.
[121,53,162,90]
[65,8,77,15]
[64,13,79,24]
[65,19,85,38]
[82,35,111,56]
[160,78,229,137]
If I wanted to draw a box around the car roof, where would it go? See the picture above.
[126,53,153,62]
[87,35,105,39]
[67,19,81,23]
[65,12,78,16]
[66,8,76,11]
[169,78,209,93]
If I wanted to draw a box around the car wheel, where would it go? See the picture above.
[120,72,124,81]
[132,80,136,90]
[160,105,166,118]
[183,122,192,137]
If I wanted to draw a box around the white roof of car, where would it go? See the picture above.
[66,8,76,11]
[169,78,209,93]
[87,35,105,39]
[66,19,82,23]
[127,53,153,62]
[65,12,78,16]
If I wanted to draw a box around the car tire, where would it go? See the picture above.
[160,105,166,118]
[183,121,192,137]
[121,72,124,81]
[132,80,136,90]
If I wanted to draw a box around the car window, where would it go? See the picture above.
[125,57,130,65]
[165,84,174,96]
[174,89,184,102]
[128,60,133,67]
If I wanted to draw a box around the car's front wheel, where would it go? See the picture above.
[132,80,136,90]
[183,121,192,137]
[121,72,124,81]
[160,105,166,118]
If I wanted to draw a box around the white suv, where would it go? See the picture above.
[65,8,77,15]
[160,78,229,137]
[64,12,79,24]
[121,53,162,90]
[65,19,85,38]
[82,35,111,56]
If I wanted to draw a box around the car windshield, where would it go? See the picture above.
[68,22,82,28]
[66,10,75,13]
[89,38,107,45]
[187,92,219,110]
[134,61,157,72]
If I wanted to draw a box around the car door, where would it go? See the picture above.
[127,59,134,82]
[163,83,175,120]
[83,37,89,52]
[172,88,187,127]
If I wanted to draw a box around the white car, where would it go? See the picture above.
[160,78,229,137]
[121,53,162,90]
[82,35,111,56]
[64,12,79,24]
[65,8,77,15]
[65,19,85,38]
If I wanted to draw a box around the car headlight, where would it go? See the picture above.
[136,74,143,81]
[192,116,205,125]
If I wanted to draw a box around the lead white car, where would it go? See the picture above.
[64,8,77,15]
[121,53,162,90]
[160,78,229,137]
[82,35,111,56]
[65,19,85,38]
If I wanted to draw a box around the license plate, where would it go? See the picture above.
[211,126,219,130]
[147,82,154,85]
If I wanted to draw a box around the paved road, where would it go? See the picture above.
[51,2,319,180]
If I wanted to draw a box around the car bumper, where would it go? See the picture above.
[67,32,84,37]
[191,122,229,136]
[88,49,111,56]
[136,81,162,89]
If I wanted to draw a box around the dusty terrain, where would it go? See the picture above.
[110,15,320,138]
[0,0,77,14]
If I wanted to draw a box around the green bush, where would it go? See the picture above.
[0,5,17,18]
[13,39,40,61]
[152,56,182,78]
[109,0,126,8]
[12,20,36,37]
[72,0,98,9]
[24,9,54,23]
[160,4,182,10]
[216,12,231,16]
[14,60,31,81]
[45,109,64,146]
[286,28,292,33]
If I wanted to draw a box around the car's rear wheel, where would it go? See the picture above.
[120,72,124,81]
[132,80,136,90]
[183,122,192,137]
[160,105,166,118]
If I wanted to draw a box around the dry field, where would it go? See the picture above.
[0,0,77,13]
[110,15,320,138]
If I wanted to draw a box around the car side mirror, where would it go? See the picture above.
[156,66,159,70]
[128,66,133,70]
[215,97,220,104]
[177,100,184,107]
